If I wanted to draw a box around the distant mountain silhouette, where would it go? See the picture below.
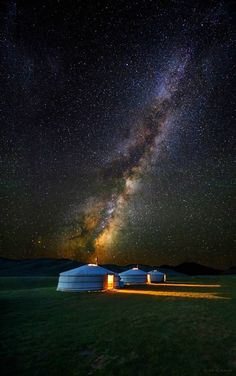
[0,258,83,276]
[223,266,236,275]
[159,262,222,275]
[0,258,230,276]
[103,263,185,275]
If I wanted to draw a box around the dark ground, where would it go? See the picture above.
[1,275,236,376]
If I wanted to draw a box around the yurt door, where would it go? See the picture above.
[147,274,151,284]
[104,274,114,290]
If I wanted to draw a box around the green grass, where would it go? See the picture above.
[1,276,236,376]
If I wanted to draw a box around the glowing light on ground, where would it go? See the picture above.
[111,288,229,300]
[151,283,222,288]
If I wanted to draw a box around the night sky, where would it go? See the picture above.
[0,1,235,268]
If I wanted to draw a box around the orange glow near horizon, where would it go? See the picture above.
[112,289,229,300]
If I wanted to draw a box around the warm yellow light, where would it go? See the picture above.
[107,275,114,290]
[151,283,221,288]
[147,274,151,284]
[111,289,229,300]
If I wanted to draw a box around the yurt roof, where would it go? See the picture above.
[119,267,147,276]
[60,264,116,276]
[148,270,165,275]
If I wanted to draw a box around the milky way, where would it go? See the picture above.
[58,50,192,261]
[0,1,235,268]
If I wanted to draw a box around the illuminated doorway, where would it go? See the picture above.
[147,274,151,284]
[104,274,114,290]
[107,275,114,289]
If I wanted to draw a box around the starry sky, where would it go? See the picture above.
[0,0,235,269]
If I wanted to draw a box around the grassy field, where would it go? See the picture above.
[1,276,236,376]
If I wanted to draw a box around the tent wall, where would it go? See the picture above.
[119,274,147,285]
[57,274,120,291]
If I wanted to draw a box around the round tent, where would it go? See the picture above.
[148,270,166,283]
[119,267,147,285]
[57,264,120,292]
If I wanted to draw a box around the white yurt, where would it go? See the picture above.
[57,264,120,292]
[148,270,166,283]
[119,267,147,285]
